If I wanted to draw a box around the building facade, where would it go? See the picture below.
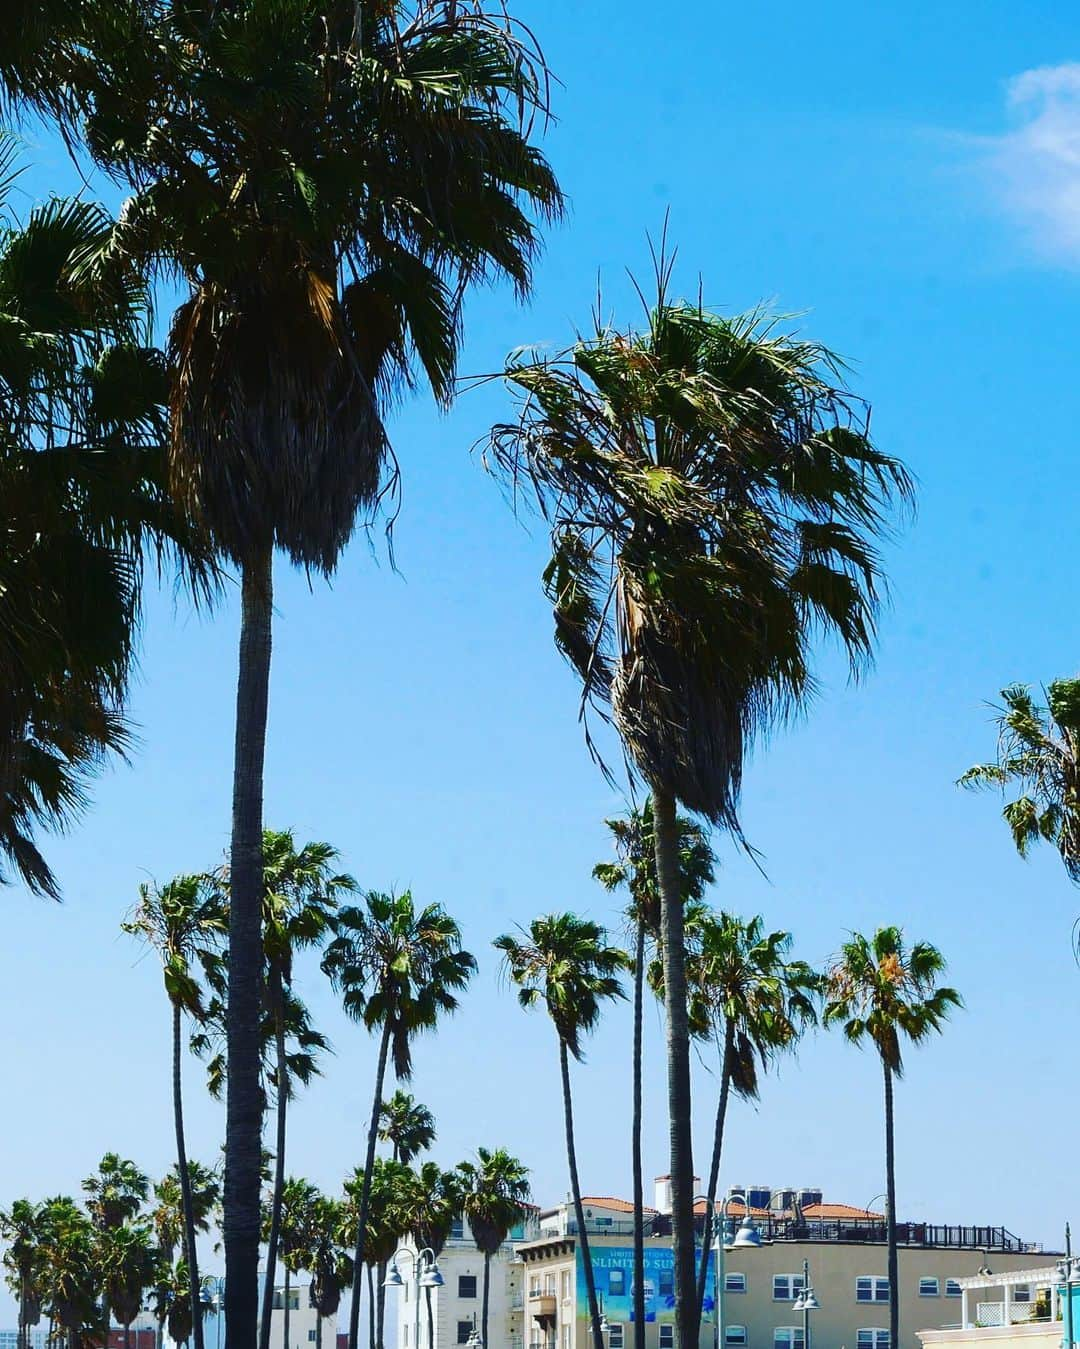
[916,1263,1080,1349]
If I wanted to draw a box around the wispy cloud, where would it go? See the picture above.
[978,62,1080,262]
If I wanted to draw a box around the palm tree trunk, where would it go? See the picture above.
[367,1266,375,1349]
[124,1326,131,1349]
[696,1022,735,1318]
[174,1001,205,1349]
[632,918,645,1349]
[282,1267,291,1349]
[225,547,273,1349]
[884,1060,899,1349]
[315,1303,323,1349]
[347,1020,393,1349]
[652,786,698,1349]
[375,1267,386,1349]
[260,977,289,1349]
[481,1253,491,1349]
[561,1038,604,1349]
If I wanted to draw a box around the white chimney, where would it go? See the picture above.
[654,1175,701,1215]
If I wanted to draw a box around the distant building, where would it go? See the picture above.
[265,1283,337,1349]
[917,1262,1080,1349]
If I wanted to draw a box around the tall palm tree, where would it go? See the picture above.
[960,680,1080,889]
[397,1163,463,1349]
[243,830,354,1349]
[35,1198,98,1349]
[0,150,214,899]
[344,1160,411,1349]
[594,803,714,1349]
[123,877,226,1349]
[83,1158,148,1234]
[457,1149,531,1349]
[74,9,561,1336]
[322,890,475,1349]
[495,915,627,1349]
[680,911,819,1314]
[488,269,912,1349]
[378,1092,436,1165]
[150,1164,221,1272]
[97,1223,158,1349]
[266,1178,320,1349]
[303,1195,351,1349]
[824,927,961,1349]
[1,1200,45,1349]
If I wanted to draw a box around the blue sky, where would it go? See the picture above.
[4,0,1080,1320]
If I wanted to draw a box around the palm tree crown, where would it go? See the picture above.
[378,1092,436,1165]
[960,679,1080,883]
[823,926,961,1076]
[594,801,715,935]
[457,1149,531,1257]
[495,913,628,1060]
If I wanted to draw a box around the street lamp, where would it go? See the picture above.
[598,1291,610,1337]
[791,1259,822,1349]
[384,1246,444,1349]
[1056,1224,1077,1349]
[708,1193,765,1349]
[465,1313,483,1349]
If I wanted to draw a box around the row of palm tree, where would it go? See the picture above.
[0,1155,220,1349]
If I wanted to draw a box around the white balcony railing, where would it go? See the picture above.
[975,1302,1043,1327]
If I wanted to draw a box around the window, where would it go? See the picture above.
[857,1332,890,1349]
[945,1281,962,1299]
[458,1276,478,1299]
[658,1269,674,1298]
[919,1278,939,1297]
[725,1273,747,1294]
[403,1329,409,1348]
[725,1328,747,1346]
[530,1279,541,1297]
[308,1334,317,1344]
[773,1330,804,1349]
[562,1271,572,1300]
[856,1277,890,1304]
[451,1218,465,1240]
[609,1270,626,1297]
[773,1275,805,1302]
[608,1325,625,1349]
[457,1326,473,1346]
[545,1275,556,1296]
[562,1326,572,1349]
[1015,1285,1032,1304]
[659,1328,674,1349]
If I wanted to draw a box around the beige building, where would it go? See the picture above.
[516,1183,1055,1349]
[916,1264,1080,1349]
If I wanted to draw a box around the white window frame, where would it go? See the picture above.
[856,1276,890,1304]
[608,1324,625,1349]
[725,1272,747,1294]
[773,1274,805,1301]
[724,1327,747,1346]
[945,1280,962,1299]
[773,1329,805,1349]
[608,1268,627,1297]
[856,1330,890,1349]
[659,1327,674,1349]
[1015,1285,1032,1304]
[918,1278,939,1297]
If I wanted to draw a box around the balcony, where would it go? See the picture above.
[528,1292,557,1320]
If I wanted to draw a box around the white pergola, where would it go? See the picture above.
[954,1265,1065,1330]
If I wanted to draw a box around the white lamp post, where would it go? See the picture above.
[384,1246,444,1349]
[709,1194,764,1349]
[791,1259,821,1349]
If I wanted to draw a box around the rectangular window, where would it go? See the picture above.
[308,1334,316,1344]
[856,1331,890,1348]
[403,1329,409,1347]
[659,1328,674,1349]
[609,1270,626,1297]
[773,1330,804,1349]
[658,1269,674,1298]
[459,1276,478,1299]
[773,1275,805,1301]
[945,1281,962,1299]
[1015,1285,1032,1303]
[562,1326,572,1349]
[725,1273,747,1294]
[856,1278,889,1304]
[725,1328,747,1346]
[919,1278,939,1297]
[545,1275,556,1296]
[608,1325,625,1349]
[530,1279,541,1297]
[450,1218,465,1240]
[562,1271,571,1300]
[457,1325,473,1346]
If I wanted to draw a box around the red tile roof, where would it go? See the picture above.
[581,1196,658,1214]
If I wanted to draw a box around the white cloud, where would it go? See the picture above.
[980,62,1080,261]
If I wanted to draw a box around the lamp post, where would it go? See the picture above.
[384,1246,444,1349]
[1056,1224,1076,1349]
[465,1312,482,1349]
[709,1195,764,1349]
[791,1260,821,1349]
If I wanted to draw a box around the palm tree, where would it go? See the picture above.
[458,1150,531,1349]
[123,877,226,1349]
[245,830,354,1349]
[0,150,214,899]
[397,1164,463,1349]
[488,268,912,1348]
[594,803,714,1349]
[680,912,819,1314]
[74,8,561,1335]
[264,1178,321,1349]
[35,1198,98,1349]
[344,1160,411,1349]
[959,680,1080,888]
[303,1195,351,1349]
[322,890,475,1349]
[824,927,961,1349]
[1,1200,45,1349]
[83,1158,148,1234]
[150,1260,207,1349]
[495,915,627,1349]
[97,1223,158,1349]
[378,1092,436,1165]
[150,1164,221,1271]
